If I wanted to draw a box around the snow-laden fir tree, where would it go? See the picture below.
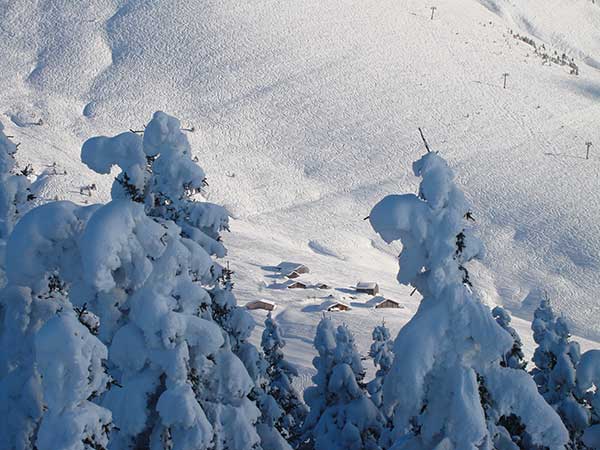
[0,202,113,450]
[530,297,591,448]
[368,151,568,449]
[302,317,336,446]
[304,317,384,450]
[531,296,557,391]
[0,121,34,262]
[83,112,262,379]
[261,312,308,447]
[233,320,291,450]
[195,264,289,448]
[78,111,264,450]
[491,306,527,370]
[576,350,600,448]
[367,321,394,409]
[206,275,292,450]
[530,296,582,401]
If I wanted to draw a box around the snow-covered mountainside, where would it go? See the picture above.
[1,0,599,376]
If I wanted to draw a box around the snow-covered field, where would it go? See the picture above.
[1,0,599,379]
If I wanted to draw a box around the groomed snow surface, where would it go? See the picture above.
[0,0,599,411]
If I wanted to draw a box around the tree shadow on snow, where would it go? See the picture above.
[263,273,284,279]
[301,304,325,313]
[335,287,358,295]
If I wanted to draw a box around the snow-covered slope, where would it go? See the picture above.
[1,0,599,374]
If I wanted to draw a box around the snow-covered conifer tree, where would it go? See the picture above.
[368,151,568,449]
[207,277,287,450]
[367,322,394,409]
[304,317,383,450]
[80,111,263,449]
[261,312,308,447]
[530,298,590,447]
[234,326,291,450]
[0,201,112,450]
[577,350,600,448]
[0,121,34,264]
[0,122,33,238]
[134,113,282,447]
[491,306,527,370]
[302,316,336,446]
[531,296,558,392]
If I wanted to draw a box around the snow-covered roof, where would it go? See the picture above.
[323,299,352,311]
[375,297,401,307]
[246,299,277,310]
[277,262,309,273]
[356,281,378,289]
[283,279,308,288]
[247,299,276,306]
[367,295,385,304]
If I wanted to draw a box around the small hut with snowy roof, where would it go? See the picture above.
[324,299,352,312]
[284,279,308,289]
[246,299,277,311]
[373,297,402,309]
[277,262,310,278]
[356,281,379,296]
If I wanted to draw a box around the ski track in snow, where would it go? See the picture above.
[1,0,599,377]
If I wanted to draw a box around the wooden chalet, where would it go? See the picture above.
[373,297,402,309]
[356,281,379,296]
[277,261,310,277]
[325,300,352,312]
[246,299,277,311]
[285,280,308,289]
